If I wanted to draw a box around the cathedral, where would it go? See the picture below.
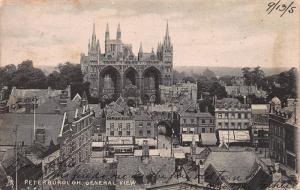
[80,22,173,105]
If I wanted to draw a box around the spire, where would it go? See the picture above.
[117,23,121,40]
[93,21,95,36]
[163,20,172,49]
[166,20,169,38]
[105,22,109,41]
[139,42,143,53]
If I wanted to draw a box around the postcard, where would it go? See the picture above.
[0,0,298,189]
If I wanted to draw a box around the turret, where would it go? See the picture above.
[117,23,121,40]
[105,23,110,54]
[105,23,110,41]
[138,42,143,60]
[162,21,173,63]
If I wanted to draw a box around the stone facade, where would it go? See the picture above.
[215,98,251,130]
[159,81,197,104]
[81,22,173,104]
[179,103,215,134]
[269,98,298,172]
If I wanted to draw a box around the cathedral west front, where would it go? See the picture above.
[80,22,173,105]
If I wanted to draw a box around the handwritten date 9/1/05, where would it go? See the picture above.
[266,0,296,17]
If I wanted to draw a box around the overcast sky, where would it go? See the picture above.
[0,0,299,68]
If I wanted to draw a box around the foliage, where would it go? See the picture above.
[202,68,216,79]
[11,60,47,89]
[197,76,227,99]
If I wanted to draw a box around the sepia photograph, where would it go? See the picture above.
[0,0,299,189]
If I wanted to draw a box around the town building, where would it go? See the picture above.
[81,22,173,105]
[251,104,269,155]
[215,98,251,130]
[269,97,298,172]
[116,141,176,188]
[159,81,197,104]
[132,107,157,139]
[220,76,267,98]
[7,86,69,109]
[179,102,215,134]
[58,104,95,173]
[203,150,271,189]
[105,109,135,137]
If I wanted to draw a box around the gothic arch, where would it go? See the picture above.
[99,66,122,100]
[142,66,162,104]
[124,67,139,87]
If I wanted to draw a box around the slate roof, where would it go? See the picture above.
[0,113,64,146]
[117,156,176,185]
[204,151,259,184]
[34,95,80,119]
[63,162,117,181]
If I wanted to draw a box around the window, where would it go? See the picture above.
[238,122,241,128]
[110,123,114,131]
[225,122,228,128]
[191,119,194,124]
[118,123,122,131]
[118,131,122,136]
[225,113,228,118]
[231,122,235,128]
[245,113,248,119]
[231,113,235,118]
[139,130,143,136]
[202,128,205,133]
[147,130,151,137]
[147,122,151,127]
[210,120,213,124]
[218,122,222,128]
[183,119,186,124]
[139,123,143,127]
[210,128,213,133]
[126,131,130,136]
[202,119,205,124]
[190,128,195,133]
[110,131,114,136]
[238,113,241,119]
[244,122,248,127]
[126,123,130,130]
[218,113,222,118]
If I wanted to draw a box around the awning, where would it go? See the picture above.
[201,133,217,145]
[92,142,104,148]
[218,130,250,143]
[135,138,157,146]
[181,134,199,142]
[174,152,185,159]
[107,136,134,145]
[182,128,187,132]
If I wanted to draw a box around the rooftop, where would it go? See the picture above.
[204,151,259,183]
[0,113,64,146]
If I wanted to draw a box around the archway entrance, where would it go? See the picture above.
[142,66,161,104]
[124,67,139,87]
[99,66,121,101]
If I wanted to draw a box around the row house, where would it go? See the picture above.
[179,103,215,134]
[269,97,298,172]
[215,98,251,130]
[58,105,95,173]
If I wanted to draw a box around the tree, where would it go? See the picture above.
[208,82,227,99]
[202,68,216,79]
[11,60,47,89]
[57,62,83,84]
[47,71,66,89]
[242,67,252,85]
[182,76,196,83]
